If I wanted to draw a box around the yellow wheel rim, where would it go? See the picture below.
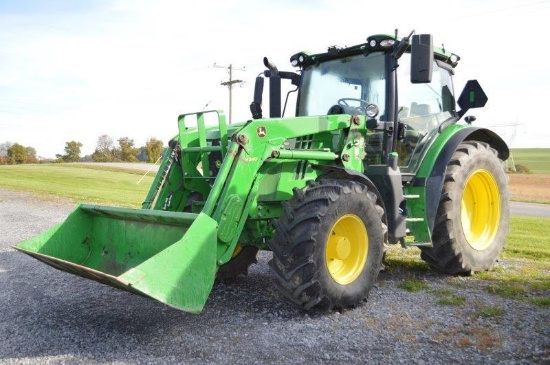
[460,169,501,250]
[325,214,368,285]
[231,243,243,258]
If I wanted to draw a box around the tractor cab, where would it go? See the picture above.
[255,32,488,173]
[290,33,460,172]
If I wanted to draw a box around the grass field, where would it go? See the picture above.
[510,148,550,173]
[0,163,154,207]
[385,215,550,307]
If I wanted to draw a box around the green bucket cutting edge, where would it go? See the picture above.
[14,204,219,314]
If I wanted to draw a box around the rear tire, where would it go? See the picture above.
[420,141,509,274]
[268,179,386,311]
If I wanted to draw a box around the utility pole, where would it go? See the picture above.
[214,63,245,124]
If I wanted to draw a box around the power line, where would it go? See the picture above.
[453,0,549,19]
[213,63,246,124]
[488,121,525,172]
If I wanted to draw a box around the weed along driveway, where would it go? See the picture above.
[0,187,549,364]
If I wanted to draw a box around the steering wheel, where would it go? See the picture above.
[338,98,369,114]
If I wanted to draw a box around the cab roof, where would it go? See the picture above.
[290,33,459,69]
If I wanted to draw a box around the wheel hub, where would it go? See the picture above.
[461,169,501,250]
[325,214,368,285]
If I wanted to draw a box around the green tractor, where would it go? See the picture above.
[15,31,509,313]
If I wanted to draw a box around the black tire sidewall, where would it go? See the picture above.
[448,145,509,270]
[312,182,384,307]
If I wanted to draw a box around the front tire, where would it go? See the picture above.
[268,179,386,311]
[420,141,509,274]
[216,245,259,281]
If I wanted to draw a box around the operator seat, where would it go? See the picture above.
[410,102,431,117]
[327,104,345,115]
[407,102,435,133]
[397,103,433,166]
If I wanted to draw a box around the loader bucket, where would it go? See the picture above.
[14,204,219,314]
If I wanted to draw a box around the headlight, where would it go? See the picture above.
[365,104,379,118]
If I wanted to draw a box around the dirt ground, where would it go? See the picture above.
[509,174,550,203]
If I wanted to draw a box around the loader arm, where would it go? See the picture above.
[184,111,367,265]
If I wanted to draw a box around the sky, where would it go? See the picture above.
[1,0,549,158]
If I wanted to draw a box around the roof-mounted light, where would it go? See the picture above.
[367,34,398,50]
[380,39,395,47]
[448,53,460,67]
[290,52,309,68]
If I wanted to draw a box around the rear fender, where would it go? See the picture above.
[410,126,509,233]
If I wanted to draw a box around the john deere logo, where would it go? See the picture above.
[257,126,267,138]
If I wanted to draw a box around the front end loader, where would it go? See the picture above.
[16,31,509,313]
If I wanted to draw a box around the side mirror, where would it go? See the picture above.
[457,80,488,118]
[410,34,433,83]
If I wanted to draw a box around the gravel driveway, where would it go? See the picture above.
[0,188,548,364]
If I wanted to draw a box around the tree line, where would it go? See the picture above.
[0,136,165,165]
[0,142,38,164]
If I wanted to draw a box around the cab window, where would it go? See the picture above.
[397,55,456,169]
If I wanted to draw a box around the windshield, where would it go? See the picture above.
[297,52,386,117]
